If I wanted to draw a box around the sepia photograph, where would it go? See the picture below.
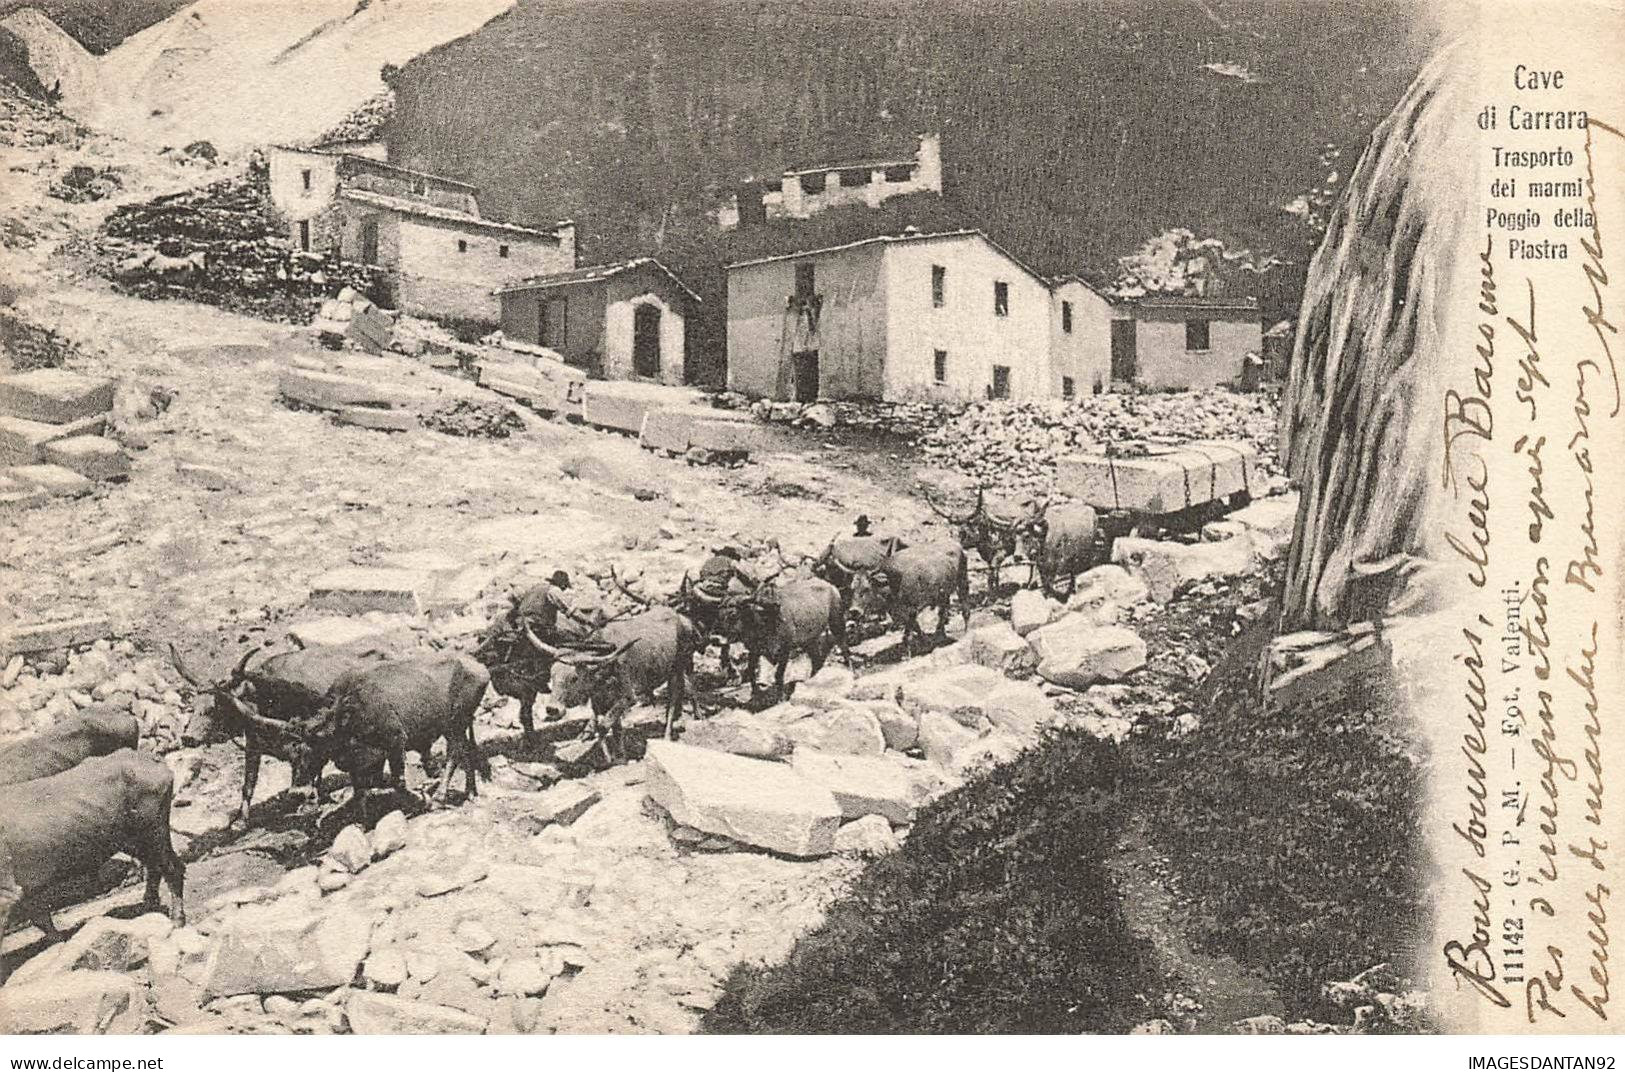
[0,0,1618,1047]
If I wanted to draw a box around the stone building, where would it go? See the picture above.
[496,259,699,386]
[726,229,1054,403]
[718,134,943,230]
[267,145,574,324]
[1109,295,1263,390]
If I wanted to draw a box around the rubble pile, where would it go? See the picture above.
[47,164,123,203]
[421,399,525,439]
[733,394,961,439]
[918,389,1282,491]
[0,86,82,151]
[313,91,394,147]
[95,173,383,323]
[0,311,78,372]
[0,639,192,751]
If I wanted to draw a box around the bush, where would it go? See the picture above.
[1130,628,1426,1019]
[702,733,1163,1034]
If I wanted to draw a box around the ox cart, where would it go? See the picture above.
[1054,439,1258,545]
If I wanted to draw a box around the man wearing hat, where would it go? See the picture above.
[690,546,757,679]
[853,515,873,537]
[508,568,599,697]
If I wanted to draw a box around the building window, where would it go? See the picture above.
[838,168,870,186]
[499,244,510,258]
[934,349,948,383]
[298,220,310,252]
[931,265,946,308]
[1186,318,1211,351]
[457,239,468,253]
[1062,376,1075,399]
[801,172,826,194]
[1062,300,1073,334]
[300,169,312,192]
[884,164,914,182]
[795,261,816,304]
[991,365,1011,399]
[994,281,1009,317]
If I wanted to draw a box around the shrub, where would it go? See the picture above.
[703,733,1163,1034]
[1129,627,1426,1019]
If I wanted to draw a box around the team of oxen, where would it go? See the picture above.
[0,490,1097,974]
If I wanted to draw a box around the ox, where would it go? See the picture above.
[811,534,907,619]
[0,707,138,787]
[928,489,1044,593]
[473,587,607,746]
[532,606,700,757]
[722,577,851,703]
[0,750,185,981]
[1028,502,1102,598]
[288,654,489,809]
[852,540,971,654]
[170,644,377,823]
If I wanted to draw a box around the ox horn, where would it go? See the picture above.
[524,625,614,665]
[218,684,295,739]
[167,643,209,689]
[609,566,654,608]
[925,489,978,527]
[227,645,263,686]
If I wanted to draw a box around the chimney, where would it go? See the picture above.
[916,133,943,194]
[554,220,577,267]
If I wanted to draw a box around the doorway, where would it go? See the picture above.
[633,303,662,378]
[1110,319,1137,382]
[792,349,820,402]
[359,217,379,266]
[990,364,1011,400]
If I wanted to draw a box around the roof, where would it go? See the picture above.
[1048,273,1117,301]
[494,258,701,304]
[337,189,565,240]
[1121,294,1261,316]
[270,145,478,191]
[726,229,1051,289]
[784,155,916,178]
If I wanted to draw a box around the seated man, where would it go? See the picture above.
[690,547,756,678]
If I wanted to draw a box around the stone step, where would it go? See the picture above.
[43,434,130,481]
[6,463,93,499]
[0,369,114,425]
[0,412,108,466]
[639,408,765,455]
[0,615,111,657]
[334,406,417,432]
[581,392,653,436]
[308,567,428,615]
[277,369,404,412]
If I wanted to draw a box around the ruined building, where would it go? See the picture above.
[717,134,943,231]
[267,146,574,324]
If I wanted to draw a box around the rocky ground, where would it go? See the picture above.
[0,84,1328,1035]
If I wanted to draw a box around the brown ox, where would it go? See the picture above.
[0,707,138,788]
[722,576,851,703]
[851,540,972,654]
[0,750,185,982]
[171,644,377,823]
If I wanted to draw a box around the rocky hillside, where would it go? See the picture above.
[2,0,518,152]
[385,0,1436,284]
[0,0,188,55]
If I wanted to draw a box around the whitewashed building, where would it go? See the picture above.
[726,229,1054,402]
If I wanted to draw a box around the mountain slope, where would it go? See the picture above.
[0,0,189,55]
[383,0,1436,378]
